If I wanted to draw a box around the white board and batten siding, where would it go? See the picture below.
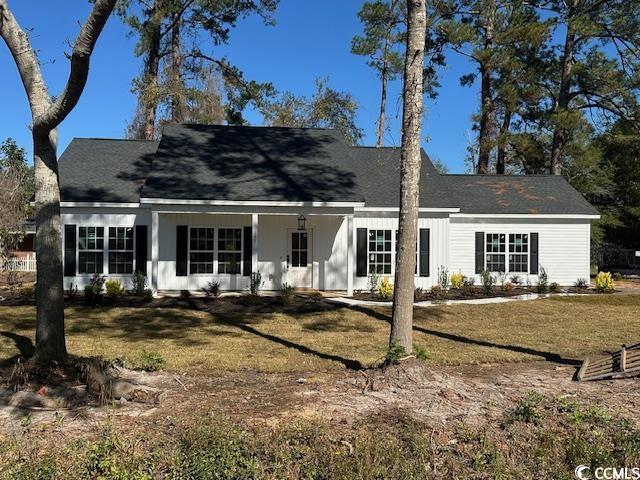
[353,214,450,291]
[449,217,591,285]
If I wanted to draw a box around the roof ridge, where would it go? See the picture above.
[167,123,341,133]
[73,137,159,143]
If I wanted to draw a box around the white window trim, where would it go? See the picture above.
[77,226,105,276]
[108,227,135,275]
[217,227,243,275]
[187,226,245,276]
[367,229,393,276]
[507,233,529,273]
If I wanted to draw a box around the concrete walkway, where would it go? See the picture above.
[325,292,589,308]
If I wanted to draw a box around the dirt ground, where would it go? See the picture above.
[2,360,638,439]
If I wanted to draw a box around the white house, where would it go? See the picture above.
[58,124,600,295]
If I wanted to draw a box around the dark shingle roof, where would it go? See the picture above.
[59,138,158,202]
[140,124,364,203]
[58,124,598,216]
[438,175,599,215]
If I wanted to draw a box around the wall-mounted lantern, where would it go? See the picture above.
[297,214,307,231]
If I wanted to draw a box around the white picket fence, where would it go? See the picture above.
[1,255,36,272]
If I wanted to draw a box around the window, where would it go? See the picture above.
[509,234,529,272]
[78,227,104,274]
[368,229,392,274]
[189,228,214,274]
[485,233,506,272]
[108,227,134,274]
[291,231,308,267]
[218,228,242,274]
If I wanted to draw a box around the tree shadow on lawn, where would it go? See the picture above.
[346,305,582,367]
[0,331,35,368]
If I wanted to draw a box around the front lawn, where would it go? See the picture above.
[0,295,637,374]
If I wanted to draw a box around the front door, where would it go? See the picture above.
[286,229,313,288]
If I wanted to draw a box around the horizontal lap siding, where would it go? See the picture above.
[449,219,591,285]
[352,215,449,291]
[60,207,152,289]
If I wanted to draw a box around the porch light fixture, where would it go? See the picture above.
[297,214,307,231]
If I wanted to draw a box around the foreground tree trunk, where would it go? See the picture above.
[143,0,162,140]
[496,109,512,174]
[170,15,186,123]
[477,0,496,174]
[0,0,117,362]
[390,0,426,353]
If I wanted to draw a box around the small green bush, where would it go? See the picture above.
[413,345,428,361]
[201,281,220,300]
[378,277,394,300]
[367,271,380,294]
[143,288,154,300]
[385,341,407,364]
[430,285,444,299]
[105,279,124,299]
[438,265,449,290]
[180,289,191,299]
[506,391,545,425]
[461,277,475,297]
[414,287,424,301]
[280,282,295,305]
[574,277,589,289]
[613,272,623,281]
[479,270,495,295]
[249,272,262,296]
[84,274,106,304]
[536,267,549,294]
[509,274,522,285]
[131,270,147,295]
[549,282,560,292]
[450,272,464,289]
[137,350,165,371]
[595,271,615,293]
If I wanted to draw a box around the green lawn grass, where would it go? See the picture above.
[1,295,637,374]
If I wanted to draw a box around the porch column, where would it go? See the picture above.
[252,213,258,274]
[151,211,159,295]
[346,214,354,296]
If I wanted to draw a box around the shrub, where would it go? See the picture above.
[131,270,147,295]
[536,267,549,294]
[249,272,262,296]
[613,272,623,281]
[17,284,35,298]
[595,271,615,293]
[438,265,449,290]
[201,281,220,300]
[105,279,124,299]
[66,282,79,300]
[574,278,589,289]
[84,274,105,304]
[461,277,475,297]
[450,272,464,289]
[414,287,424,301]
[280,282,295,305]
[367,271,380,294]
[430,285,443,299]
[549,282,560,293]
[509,274,522,286]
[479,270,495,295]
[143,288,154,300]
[308,290,323,303]
[180,289,191,299]
[137,350,165,371]
[506,391,545,425]
[413,345,428,361]
[503,281,514,292]
[378,277,394,300]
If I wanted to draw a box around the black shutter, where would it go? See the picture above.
[475,232,485,274]
[243,226,252,277]
[135,225,148,275]
[419,228,430,277]
[176,225,188,277]
[530,233,539,274]
[356,228,367,277]
[64,224,76,276]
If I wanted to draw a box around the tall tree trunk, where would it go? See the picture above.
[170,15,185,123]
[477,0,496,175]
[496,109,512,174]
[376,3,395,148]
[0,0,116,362]
[143,0,162,140]
[390,0,426,353]
[550,4,577,175]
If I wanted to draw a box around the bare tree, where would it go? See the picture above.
[390,0,426,353]
[0,0,117,362]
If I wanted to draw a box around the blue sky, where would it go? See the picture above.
[0,0,477,173]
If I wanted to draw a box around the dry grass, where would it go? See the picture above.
[0,295,638,374]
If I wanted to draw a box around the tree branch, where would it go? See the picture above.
[33,0,117,133]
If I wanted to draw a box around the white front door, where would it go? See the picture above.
[286,229,313,288]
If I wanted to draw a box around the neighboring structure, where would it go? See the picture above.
[57,124,599,295]
[2,220,36,272]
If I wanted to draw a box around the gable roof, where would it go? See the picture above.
[59,138,158,203]
[140,124,364,203]
[58,124,598,216]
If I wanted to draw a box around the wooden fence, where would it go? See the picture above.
[1,254,36,272]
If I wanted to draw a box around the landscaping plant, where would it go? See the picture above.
[414,287,424,301]
[438,265,449,290]
[574,278,589,289]
[595,271,615,293]
[202,281,220,300]
[105,279,124,299]
[249,272,263,296]
[131,270,147,295]
[378,277,394,300]
[137,350,165,371]
[280,283,295,305]
[84,274,106,304]
[536,267,549,293]
[367,271,380,294]
[479,270,495,295]
[450,272,464,289]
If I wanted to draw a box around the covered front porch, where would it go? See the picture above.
[148,205,355,295]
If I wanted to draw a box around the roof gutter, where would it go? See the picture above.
[139,198,366,208]
[450,213,601,219]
